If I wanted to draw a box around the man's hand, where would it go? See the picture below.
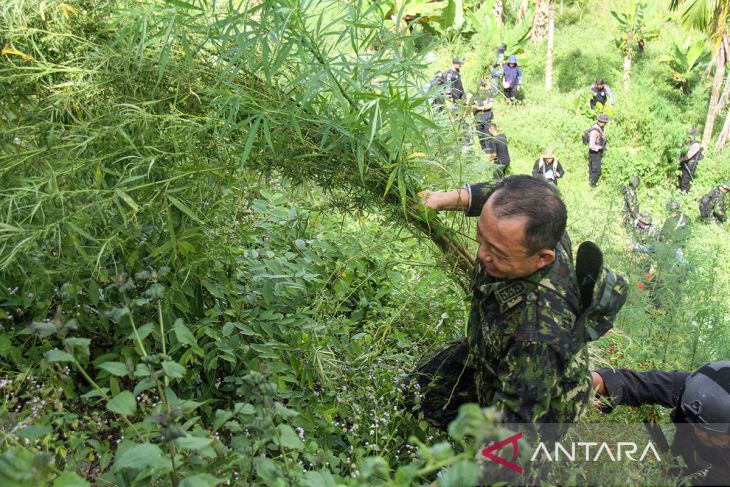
[417,189,470,212]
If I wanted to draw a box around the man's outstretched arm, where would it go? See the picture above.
[591,368,689,411]
[420,182,497,216]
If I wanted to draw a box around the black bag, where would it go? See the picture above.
[581,128,592,145]
[699,194,713,218]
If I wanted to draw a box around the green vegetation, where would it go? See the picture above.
[1,0,729,485]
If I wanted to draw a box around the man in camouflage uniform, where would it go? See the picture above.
[629,212,660,254]
[699,181,729,224]
[620,175,640,229]
[412,176,628,428]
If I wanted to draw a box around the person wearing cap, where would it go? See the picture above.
[408,176,628,429]
[587,114,609,188]
[679,128,704,192]
[472,79,494,152]
[532,147,565,186]
[620,175,641,229]
[699,181,729,224]
[445,58,465,102]
[591,361,730,484]
[587,78,615,110]
[484,123,510,178]
[497,54,522,101]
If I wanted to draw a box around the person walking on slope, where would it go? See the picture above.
[472,79,494,153]
[484,124,510,179]
[445,58,465,102]
[678,127,703,192]
[587,114,609,188]
[587,78,615,110]
[531,147,564,186]
[498,55,522,101]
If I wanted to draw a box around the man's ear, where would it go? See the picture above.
[535,249,556,269]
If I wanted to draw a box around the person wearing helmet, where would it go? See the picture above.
[591,361,730,484]
[699,181,729,224]
[532,147,565,186]
[620,175,640,228]
[498,54,522,101]
[445,58,465,102]
[679,128,704,193]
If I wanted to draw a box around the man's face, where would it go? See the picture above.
[508,63,516,68]
[453,63,462,70]
[544,157,554,164]
[596,82,604,91]
[693,426,730,449]
[476,197,555,280]
[598,121,607,128]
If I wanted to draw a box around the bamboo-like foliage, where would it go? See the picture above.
[0,0,476,297]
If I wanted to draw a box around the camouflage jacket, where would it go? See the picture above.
[466,234,590,423]
[705,187,727,222]
[464,183,628,423]
[620,185,639,224]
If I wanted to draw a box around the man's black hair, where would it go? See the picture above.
[489,175,567,254]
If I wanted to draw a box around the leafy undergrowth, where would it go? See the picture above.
[1,0,730,486]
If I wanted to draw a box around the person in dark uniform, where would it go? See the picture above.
[592,361,730,485]
[587,78,615,110]
[472,79,494,153]
[531,147,565,186]
[679,128,704,192]
[410,176,628,429]
[485,123,510,178]
[587,114,609,188]
[445,58,465,102]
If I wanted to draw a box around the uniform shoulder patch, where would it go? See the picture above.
[494,281,530,313]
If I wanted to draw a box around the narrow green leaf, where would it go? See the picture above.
[167,195,203,224]
[240,118,261,168]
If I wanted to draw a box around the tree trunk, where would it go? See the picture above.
[702,36,727,148]
[493,0,503,23]
[623,53,632,91]
[715,108,730,151]
[717,64,730,111]
[545,1,555,92]
[531,0,549,44]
